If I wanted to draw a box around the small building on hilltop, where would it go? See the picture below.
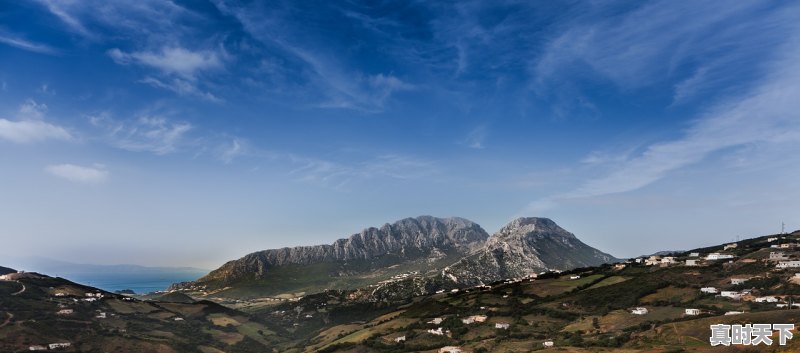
[685,308,701,316]
[706,253,735,261]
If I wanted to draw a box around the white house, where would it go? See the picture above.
[56,309,73,315]
[393,336,406,343]
[54,292,66,297]
[570,275,581,280]
[720,291,742,300]
[689,252,700,257]
[777,261,800,269]
[777,304,789,308]
[685,309,701,316]
[724,243,738,250]
[645,256,662,266]
[543,341,554,347]
[706,253,734,261]
[685,259,699,266]
[28,345,47,351]
[438,347,461,353]
[769,252,789,261]
[700,287,718,294]
[768,237,779,242]
[428,318,443,325]
[174,317,184,321]
[462,315,487,324]
[631,307,649,315]
[95,312,107,319]
[428,327,445,336]
[661,257,677,265]
[495,322,510,329]
[731,278,749,285]
[755,296,779,303]
[48,343,71,350]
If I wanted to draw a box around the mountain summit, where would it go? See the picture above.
[443,217,617,285]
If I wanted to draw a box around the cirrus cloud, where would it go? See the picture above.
[45,164,109,184]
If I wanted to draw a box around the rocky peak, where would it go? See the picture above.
[494,217,575,239]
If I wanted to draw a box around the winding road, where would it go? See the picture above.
[10,281,25,296]
[0,312,12,328]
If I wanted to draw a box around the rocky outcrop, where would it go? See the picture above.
[443,217,617,285]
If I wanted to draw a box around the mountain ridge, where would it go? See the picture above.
[174,216,618,297]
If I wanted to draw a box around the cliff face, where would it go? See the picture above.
[442,217,618,285]
[188,216,489,288]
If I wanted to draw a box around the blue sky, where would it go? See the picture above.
[2,1,800,268]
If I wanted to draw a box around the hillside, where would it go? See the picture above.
[0,271,287,353]
[0,266,15,276]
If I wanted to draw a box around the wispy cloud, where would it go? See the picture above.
[32,0,189,41]
[532,1,796,116]
[0,32,59,55]
[0,99,72,143]
[45,163,108,184]
[288,154,437,189]
[210,0,414,112]
[89,113,192,155]
[109,47,224,101]
[461,125,487,149]
[33,0,95,39]
[109,47,222,79]
[526,34,800,212]
[216,138,247,164]
[0,120,72,144]
[139,76,221,102]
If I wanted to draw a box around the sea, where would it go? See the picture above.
[58,271,207,294]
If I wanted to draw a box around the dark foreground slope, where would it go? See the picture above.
[0,271,286,353]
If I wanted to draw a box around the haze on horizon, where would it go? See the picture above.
[1,1,799,270]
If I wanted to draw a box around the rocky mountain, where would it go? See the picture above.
[442,217,618,285]
[174,216,490,295]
